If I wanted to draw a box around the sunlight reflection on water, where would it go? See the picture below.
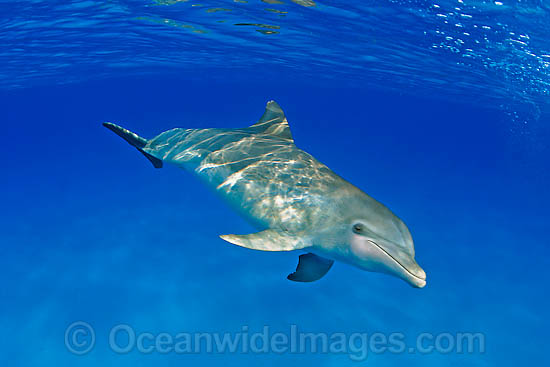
[1,0,549,117]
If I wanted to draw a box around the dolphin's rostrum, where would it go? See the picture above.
[104,101,427,287]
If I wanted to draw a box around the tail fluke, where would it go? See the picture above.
[103,122,163,168]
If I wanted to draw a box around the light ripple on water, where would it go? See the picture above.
[1,0,549,117]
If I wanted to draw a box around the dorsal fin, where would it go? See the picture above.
[249,100,293,141]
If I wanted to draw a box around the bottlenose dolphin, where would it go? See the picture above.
[104,101,427,287]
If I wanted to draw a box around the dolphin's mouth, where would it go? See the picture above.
[367,240,427,288]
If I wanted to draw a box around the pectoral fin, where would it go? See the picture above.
[220,229,308,252]
[287,253,334,282]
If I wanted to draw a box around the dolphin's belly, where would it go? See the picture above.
[144,127,345,231]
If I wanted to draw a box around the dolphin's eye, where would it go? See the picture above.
[352,223,364,234]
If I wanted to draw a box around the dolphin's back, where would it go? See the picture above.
[106,101,350,231]
[144,124,344,231]
[144,127,252,170]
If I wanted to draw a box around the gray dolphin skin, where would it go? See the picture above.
[104,101,427,288]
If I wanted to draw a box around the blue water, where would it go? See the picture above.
[1,1,549,366]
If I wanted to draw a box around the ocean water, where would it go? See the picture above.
[1,1,549,366]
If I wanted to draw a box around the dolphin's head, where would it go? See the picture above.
[347,216,426,288]
[320,192,427,288]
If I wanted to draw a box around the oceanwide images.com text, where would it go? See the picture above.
[65,322,485,361]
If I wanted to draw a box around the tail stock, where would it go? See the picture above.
[103,122,163,168]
